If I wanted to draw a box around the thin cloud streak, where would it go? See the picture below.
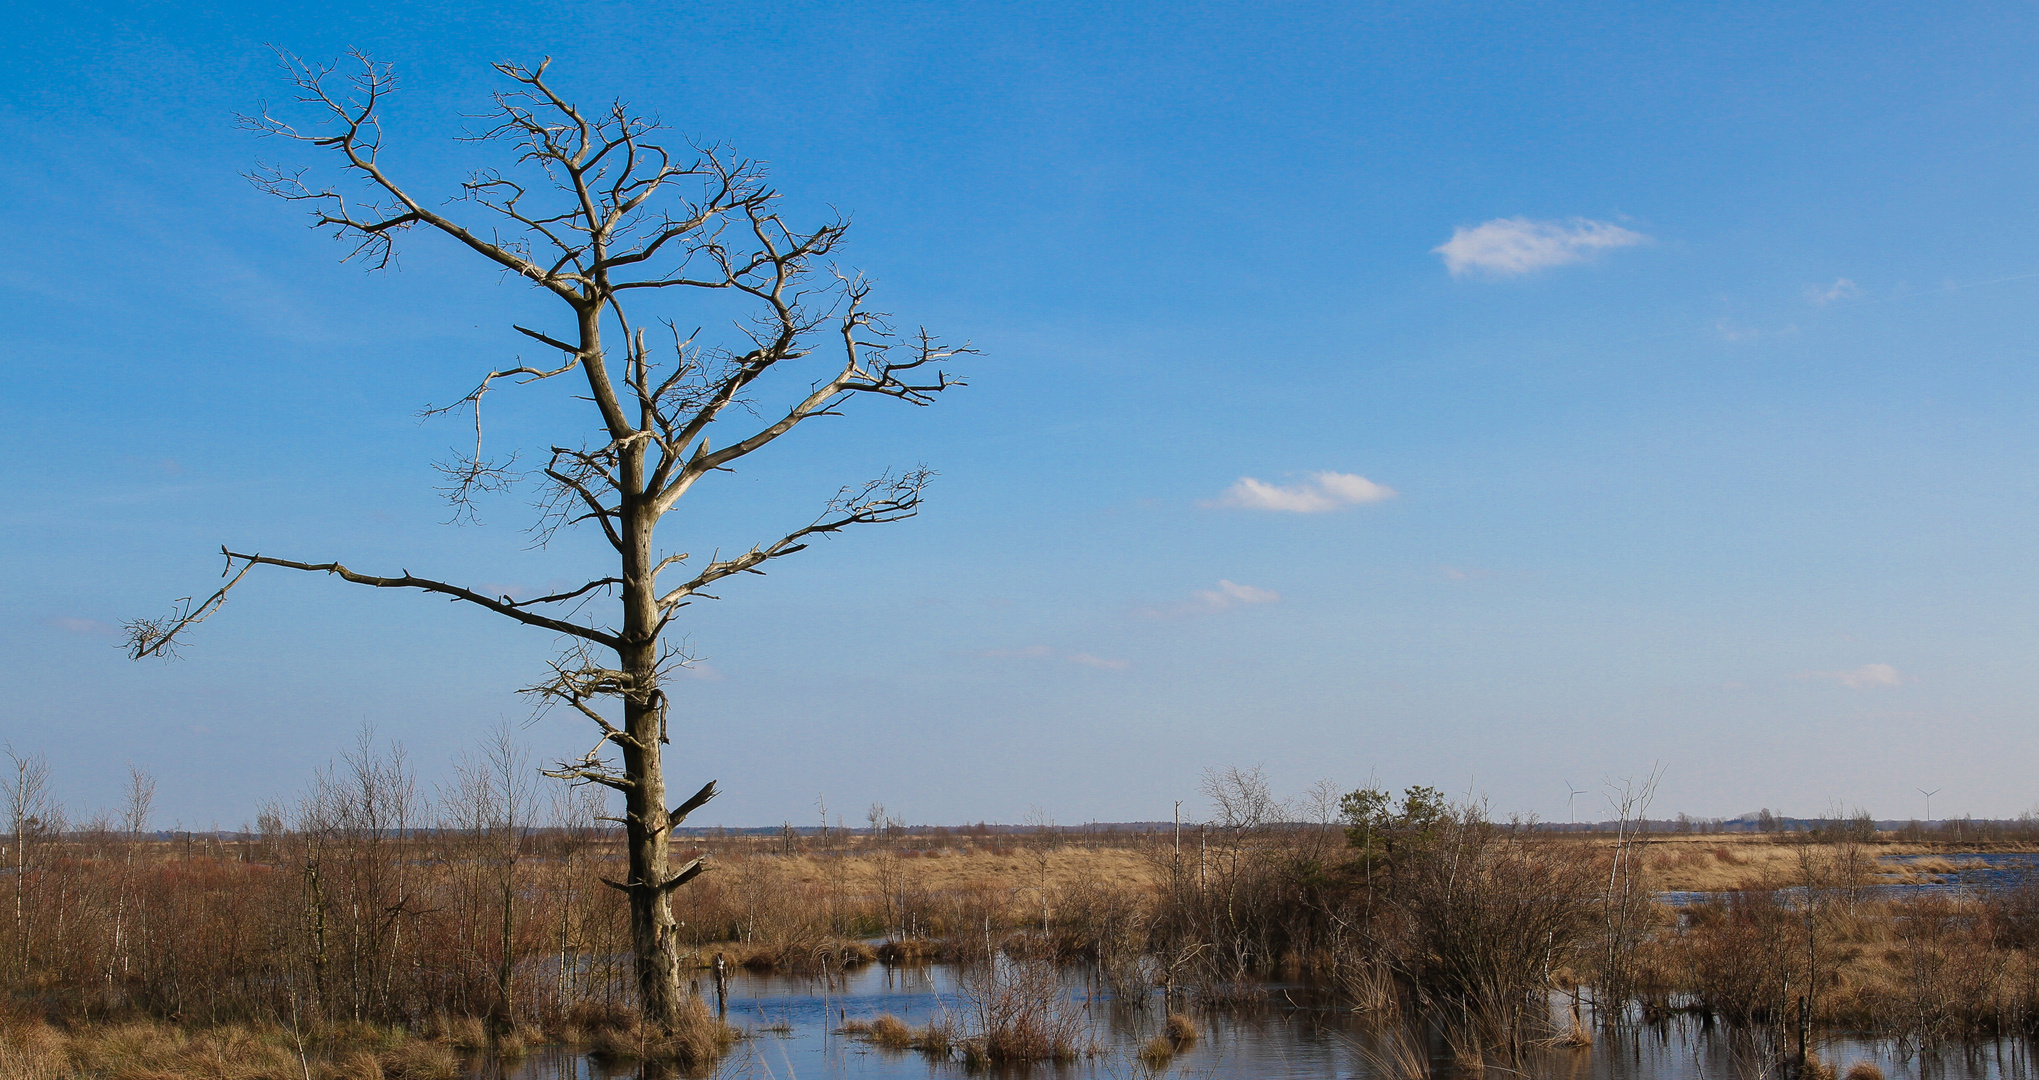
[976,645,1129,671]
[1205,471,1396,513]
[1434,216,1649,277]
[1138,580,1283,619]
[1804,278,1860,305]
[1796,663,1906,689]
[47,617,118,637]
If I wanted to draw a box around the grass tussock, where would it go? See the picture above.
[582,994,736,1068]
[876,937,943,964]
[1350,1023,1430,1080]
[867,1013,914,1049]
[841,1011,958,1057]
[915,1014,957,1056]
[1163,1012,1199,1044]
[1843,1063,1885,1080]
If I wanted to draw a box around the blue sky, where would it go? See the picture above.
[5,1,2039,828]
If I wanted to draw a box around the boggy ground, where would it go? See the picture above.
[1626,832,2039,892]
[7,820,2037,1078]
[679,829,2031,914]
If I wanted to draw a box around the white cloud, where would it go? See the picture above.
[1434,216,1649,277]
[1804,278,1860,306]
[978,645,1053,660]
[1206,471,1396,513]
[1139,580,1283,619]
[47,616,117,637]
[1797,663,1906,689]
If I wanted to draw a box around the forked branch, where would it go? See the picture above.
[655,470,933,611]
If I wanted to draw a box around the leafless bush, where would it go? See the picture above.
[1376,806,1599,1052]
[962,954,1087,1062]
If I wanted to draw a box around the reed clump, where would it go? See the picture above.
[581,994,735,1068]
[915,1013,957,1056]
[867,1013,914,1049]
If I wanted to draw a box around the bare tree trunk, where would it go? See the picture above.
[618,667,682,1023]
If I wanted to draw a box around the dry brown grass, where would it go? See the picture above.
[867,1014,915,1049]
[718,844,1164,898]
[0,1018,472,1080]
[1611,833,2039,893]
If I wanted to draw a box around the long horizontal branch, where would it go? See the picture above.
[158,548,621,649]
[228,550,620,645]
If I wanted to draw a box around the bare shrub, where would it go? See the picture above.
[1378,807,1599,1050]
[1681,891,1794,1025]
[962,954,1086,1062]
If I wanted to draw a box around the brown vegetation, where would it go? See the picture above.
[15,741,2039,1073]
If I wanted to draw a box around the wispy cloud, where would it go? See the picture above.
[977,645,1129,671]
[47,616,117,637]
[1804,278,1860,306]
[1797,663,1906,689]
[1434,217,1649,277]
[1205,472,1396,513]
[1714,318,1798,343]
[1138,580,1282,619]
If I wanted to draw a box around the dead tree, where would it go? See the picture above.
[125,53,965,1030]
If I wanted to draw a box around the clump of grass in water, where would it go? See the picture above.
[582,994,735,1069]
[867,1014,915,1049]
[915,1013,958,1056]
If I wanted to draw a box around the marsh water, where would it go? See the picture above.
[470,851,2039,1080]
[475,960,2039,1080]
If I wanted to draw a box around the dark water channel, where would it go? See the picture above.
[474,961,2038,1080]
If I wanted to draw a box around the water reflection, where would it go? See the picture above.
[478,962,2038,1080]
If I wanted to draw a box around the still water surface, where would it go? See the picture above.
[479,962,2039,1080]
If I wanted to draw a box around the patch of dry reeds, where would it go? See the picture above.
[581,993,735,1068]
[867,1013,914,1049]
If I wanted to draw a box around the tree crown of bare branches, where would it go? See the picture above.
[126,52,968,691]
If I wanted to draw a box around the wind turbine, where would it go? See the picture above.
[1565,781,1586,826]
[1918,787,1941,823]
